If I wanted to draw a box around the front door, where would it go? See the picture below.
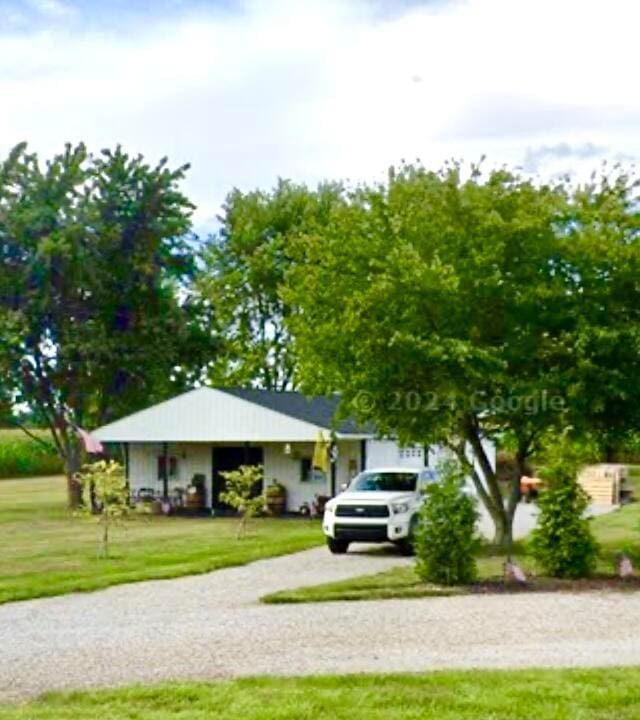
[211,445,264,510]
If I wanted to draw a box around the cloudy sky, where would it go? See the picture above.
[0,0,638,228]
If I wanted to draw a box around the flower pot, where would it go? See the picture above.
[265,483,287,516]
[266,495,287,516]
[185,489,204,512]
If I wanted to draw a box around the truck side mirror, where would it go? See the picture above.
[340,482,348,492]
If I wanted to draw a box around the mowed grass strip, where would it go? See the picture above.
[0,476,323,604]
[264,485,640,604]
[1,669,639,719]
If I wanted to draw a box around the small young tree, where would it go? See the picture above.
[79,460,129,558]
[219,464,265,537]
[416,461,479,586]
[530,454,599,579]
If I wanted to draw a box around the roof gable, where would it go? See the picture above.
[219,388,366,435]
[93,387,364,443]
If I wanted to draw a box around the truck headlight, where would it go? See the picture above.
[324,504,334,514]
[391,502,409,515]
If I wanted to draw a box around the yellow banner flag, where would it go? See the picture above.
[312,430,329,473]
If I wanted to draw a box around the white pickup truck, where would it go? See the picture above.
[322,467,439,554]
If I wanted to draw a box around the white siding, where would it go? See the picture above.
[336,440,362,485]
[365,439,426,469]
[428,441,497,474]
[263,442,316,512]
[364,439,497,475]
[263,440,361,511]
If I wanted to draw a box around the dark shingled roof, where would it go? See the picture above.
[219,387,369,435]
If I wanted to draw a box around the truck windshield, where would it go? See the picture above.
[349,472,418,492]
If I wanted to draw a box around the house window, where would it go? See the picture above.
[157,456,178,480]
[300,458,326,483]
[398,446,423,460]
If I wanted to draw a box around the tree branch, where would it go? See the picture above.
[463,414,505,513]
[11,422,56,452]
[447,439,497,515]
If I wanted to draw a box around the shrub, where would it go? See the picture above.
[78,460,129,558]
[530,454,599,579]
[415,461,479,586]
[220,464,265,537]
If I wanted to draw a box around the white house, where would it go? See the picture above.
[93,387,493,512]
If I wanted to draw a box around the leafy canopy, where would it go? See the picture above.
[199,179,343,390]
[286,161,567,544]
[0,143,213,494]
[285,160,640,545]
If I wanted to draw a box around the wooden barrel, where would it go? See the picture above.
[267,495,287,516]
[185,490,204,512]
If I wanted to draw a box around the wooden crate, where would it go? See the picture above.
[577,464,627,506]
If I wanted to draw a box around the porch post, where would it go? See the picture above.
[360,439,367,471]
[162,441,169,498]
[123,442,130,490]
[330,441,337,496]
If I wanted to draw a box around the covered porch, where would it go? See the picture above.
[125,438,364,513]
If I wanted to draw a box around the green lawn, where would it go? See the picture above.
[0,475,323,604]
[1,669,639,719]
[263,491,640,604]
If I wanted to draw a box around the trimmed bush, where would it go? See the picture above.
[530,459,599,578]
[0,429,63,478]
[415,461,479,586]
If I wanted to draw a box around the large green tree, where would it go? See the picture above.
[558,169,640,459]
[0,143,213,505]
[199,179,343,390]
[286,162,582,546]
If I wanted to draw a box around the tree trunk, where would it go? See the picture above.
[459,418,518,549]
[102,517,109,557]
[66,472,83,509]
[89,480,98,513]
[479,488,515,548]
[63,439,84,509]
[492,508,514,548]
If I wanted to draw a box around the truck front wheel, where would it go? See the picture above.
[396,516,419,556]
[327,538,350,554]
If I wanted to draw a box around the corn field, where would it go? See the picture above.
[0,429,63,478]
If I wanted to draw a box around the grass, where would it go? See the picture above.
[262,546,524,604]
[0,428,62,478]
[263,488,640,604]
[0,475,323,604]
[2,669,640,719]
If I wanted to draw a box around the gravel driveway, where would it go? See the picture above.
[2,540,640,702]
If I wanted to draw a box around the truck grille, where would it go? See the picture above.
[335,504,390,518]
[334,524,389,542]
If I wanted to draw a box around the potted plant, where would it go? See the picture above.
[265,480,287,516]
[185,473,206,512]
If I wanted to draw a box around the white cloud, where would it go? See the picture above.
[27,0,75,17]
[0,0,638,228]
[523,142,607,173]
